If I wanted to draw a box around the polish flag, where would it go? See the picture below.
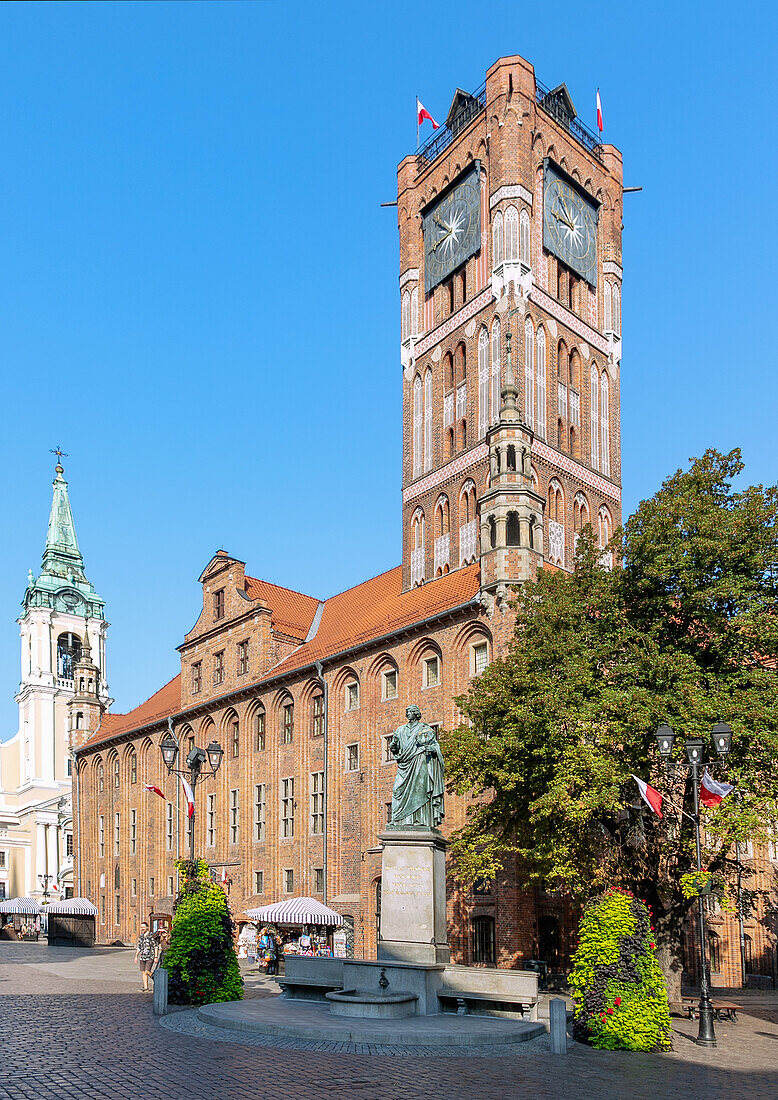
[51,882,59,892]
[632,775,663,818]
[596,89,603,133]
[417,98,439,130]
[180,774,195,818]
[143,784,165,799]
[700,769,734,808]
[221,866,228,884]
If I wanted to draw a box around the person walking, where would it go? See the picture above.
[134,921,157,992]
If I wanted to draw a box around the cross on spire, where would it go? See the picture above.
[50,447,68,471]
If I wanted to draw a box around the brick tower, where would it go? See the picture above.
[397,55,624,598]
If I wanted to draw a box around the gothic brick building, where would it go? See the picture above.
[69,53,777,980]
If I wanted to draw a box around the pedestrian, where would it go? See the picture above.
[134,921,157,992]
[153,928,170,973]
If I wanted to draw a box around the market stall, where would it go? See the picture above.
[245,897,343,960]
[45,897,98,947]
[0,897,42,940]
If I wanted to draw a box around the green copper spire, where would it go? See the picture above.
[42,461,83,577]
[23,458,106,619]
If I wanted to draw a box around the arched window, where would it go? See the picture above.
[130,752,137,784]
[281,699,294,744]
[254,708,266,751]
[424,369,433,471]
[98,762,104,792]
[492,211,503,268]
[524,317,535,430]
[113,756,120,788]
[488,515,497,549]
[507,444,516,470]
[434,495,450,538]
[412,374,423,478]
[612,283,621,335]
[444,352,454,391]
[56,632,81,679]
[491,318,501,425]
[590,364,599,469]
[536,326,547,440]
[455,342,466,384]
[547,480,564,567]
[231,718,239,757]
[598,506,612,549]
[504,206,519,262]
[411,508,425,586]
[600,371,610,476]
[708,931,721,974]
[410,286,419,337]
[574,492,589,533]
[401,291,410,342]
[506,511,520,546]
[520,208,530,266]
[311,692,324,736]
[459,479,477,565]
[478,327,489,438]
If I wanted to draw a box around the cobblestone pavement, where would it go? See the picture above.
[1,943,777,1099]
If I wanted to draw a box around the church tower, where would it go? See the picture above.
[0,456,108,900]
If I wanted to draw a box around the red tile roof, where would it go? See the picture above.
[268,563,480,676]
[244,576,320,640]
[79,564,480,752]
[81,674,182,749]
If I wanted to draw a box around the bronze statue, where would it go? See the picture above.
[388,705,444,828]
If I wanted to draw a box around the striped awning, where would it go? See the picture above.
[245,896,343,927]
[45,897,98,916]
[0,897,41,915]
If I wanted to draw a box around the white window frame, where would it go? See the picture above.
[478,326,489,438]
[310,772,324,835]
[229,788,239,846]
[345,681,360,712]
[524,318,535,430]
[382,668,398,701]
[472,641,490,677]
[281,778,295,839]
[254,784,266,842]
[536,326,546,440]
[423,655,440,688]
[207,793,216,847]
[490,318,501,426]
[412,374,423,479]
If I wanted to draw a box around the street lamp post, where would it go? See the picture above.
[654,721,733,1049]
[38,873,54,905]
[160,719,223,867]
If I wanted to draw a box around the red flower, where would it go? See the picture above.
[614,997,622,1006]
[607,1008,614,1015]
[651,926,655,931]
[649,942,656,949]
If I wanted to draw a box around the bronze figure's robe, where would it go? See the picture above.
[389,716,445,828]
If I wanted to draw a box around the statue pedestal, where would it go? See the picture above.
[377,827,450,965]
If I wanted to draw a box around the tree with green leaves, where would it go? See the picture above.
[441,450,778,1003]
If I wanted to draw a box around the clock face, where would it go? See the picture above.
[423,164,481,294]
[543,161,598,286]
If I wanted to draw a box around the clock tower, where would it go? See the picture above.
[397,56,624,599]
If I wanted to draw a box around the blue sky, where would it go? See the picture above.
[1,1,775,735]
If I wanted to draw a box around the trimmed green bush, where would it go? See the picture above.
[569,888,671,1052]
[165,859,243,1006]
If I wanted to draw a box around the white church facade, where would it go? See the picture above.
[0,458,108,903]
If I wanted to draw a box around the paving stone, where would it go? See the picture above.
[1,942,777,1099]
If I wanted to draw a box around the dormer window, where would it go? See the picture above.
[213,588,225,620]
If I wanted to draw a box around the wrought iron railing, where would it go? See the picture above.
[535,79,603,161]
[416,81,486,172]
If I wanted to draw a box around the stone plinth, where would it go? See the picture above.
[377,826,450,965]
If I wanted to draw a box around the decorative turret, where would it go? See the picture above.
[478,319,545,611]
[67,623,104,751]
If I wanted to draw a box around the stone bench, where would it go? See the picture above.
[437,966,539,1021]
[278,956,345,1002]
